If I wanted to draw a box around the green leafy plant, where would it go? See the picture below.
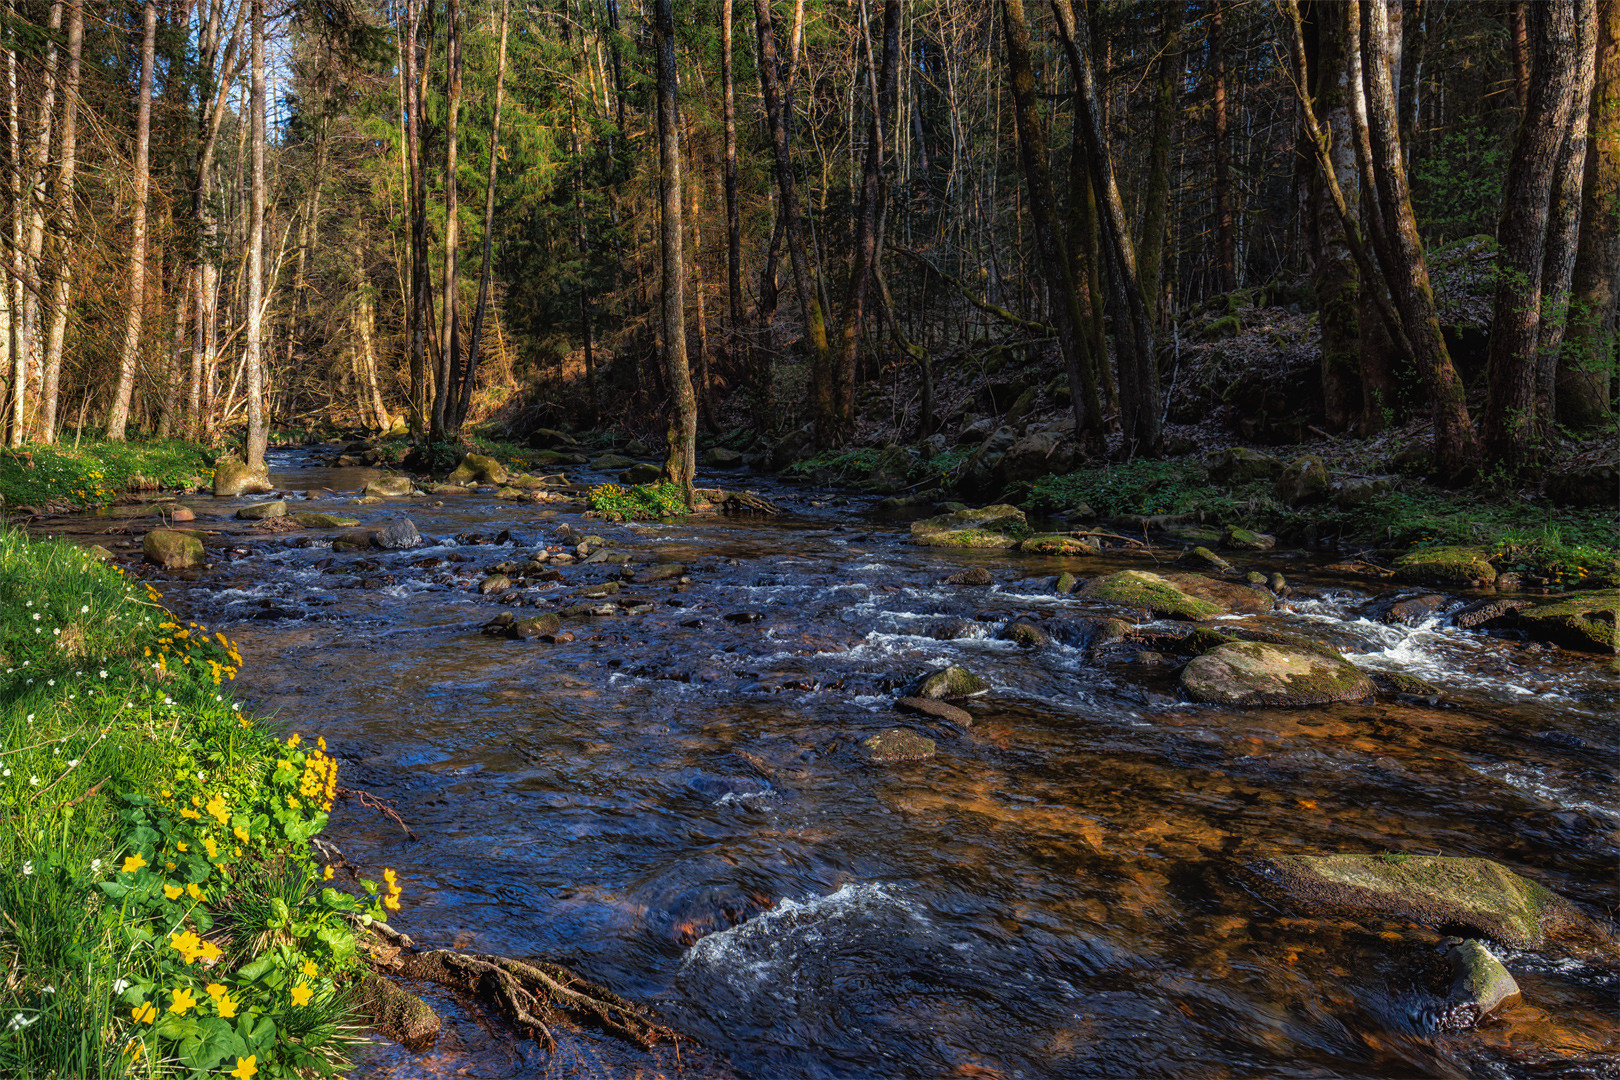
[586,482,685,520]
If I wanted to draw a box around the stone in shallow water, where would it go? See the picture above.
[893,697,972,728]
[945,566,993,586]
[915,664,989,699]
[1443,938,1521,1021]
[1180,642,1373,707]
[860,728,936,763]
[364,476,416,498]
[236,499,286,520]
[143,529,203,569]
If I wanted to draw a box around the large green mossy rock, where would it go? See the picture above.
[291,512,359,529]
[212,457,272,497]
[591,454,638,471]
[1273,454,1330,505]
[446,452,507,486]
[1256,854,1611,952]
[1180,642,1374,707]
[1394,546,1498,587]
[235,500,286,520]
[1518,590,1619,654]
[364,476,416,498]
[1019,533,1099,555]
[910,504,1027,549]
[916,664,990,700]
[1079,570,1271,621]
[143,529,203,569]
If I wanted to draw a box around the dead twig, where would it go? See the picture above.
[336,786,418,841]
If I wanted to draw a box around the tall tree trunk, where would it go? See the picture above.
[1537,0,1600,425]
[1001,0,1101,450]
[685,115,716,433]
[753,0,833,446]
[1211,0,1236,293]
[1315,0,1363,432]
[831,0,902,448]
[1352,0,1478,475]
[458,0,507,430]
[107,0,159,442]
[654,0,696,504]
[1053,0,1159,455]
[245,0,267,467]
[1561,0,1620,427]
[403,0,431,433]
[433,0,463,439]
[1482,0,1583,467]
[39,0,83,444]
[1138,0,1181,325]
[722,0,744,407]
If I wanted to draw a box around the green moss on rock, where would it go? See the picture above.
[1180,642,1374,707]
[1019,533,1099,555]
[1517,590,1619,654]
[1081,570,1223,620]
[916,664,990,699]
[1394,546,1498,587]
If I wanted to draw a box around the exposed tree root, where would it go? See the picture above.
[357,920,679,1053]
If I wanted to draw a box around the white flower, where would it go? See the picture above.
[81,605,90,613]
[29,777,39,787]
[91,859,102,873]
[1,769,9,777]
[67,759,79,768]
[25,714,33,722]
[111,977,129,993]
[52,628,59,636]
[40,986,53,995]
[31,613,39,621]
[98,671,107,679]
[22,862,33,876]
[6,1013,37,1031]
[196,771,205,781]
[46,679,54,686]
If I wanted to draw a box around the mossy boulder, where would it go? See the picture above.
[142,529,204,569]
[1205,447,1282,485]
[1177,546,1232,573]
[1444,939,1522,1020]
[364,476,416,498]
[357,972,441,1051]
[532,449,588,467]
[1000,621,1050,647]
[1079,570,1270,621]
[447,452,508,486]
[1019,533,1099,555]
[1255,854,1610,952]
[860,728,936,763]
[1223,526,1276,551]
[621,462,664,485]
[1273,454,1330,505]
[911,504,1028,550]
[291,512,359,529]
[212,457,272,497]
[591,453,638,471]
[1394,546,1498,587]
[1054,571,1079,595]
[510,614,563,639]
[915,664,990,699]
[235,499,286,521]
[528,427,578,450]
[703,446,744,467]
[1180,642,1374,707]
[1517,590,1618,654]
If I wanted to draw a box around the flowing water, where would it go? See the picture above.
[46,448,1620,1079]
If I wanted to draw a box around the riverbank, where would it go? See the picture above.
[0,524,392,1078]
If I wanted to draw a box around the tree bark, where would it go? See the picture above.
[1053,0,1159,455]
[245,0,268,467]
[1314,0,1363,432]
[39,0,83,444]
[655,0,697,505]
[1138,0,1182,325]
[458,0,508,430]
[1482,0,1583,467]
[1562,0,1620,427]
[1211,0,1237,294]
[722,0,743,404]
[433,0,463,439]
[107,0,159,442]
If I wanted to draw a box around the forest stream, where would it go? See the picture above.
[34,447,1619,1080]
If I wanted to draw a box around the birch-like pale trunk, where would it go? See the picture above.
[245,0,268,467]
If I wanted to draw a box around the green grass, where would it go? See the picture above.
[0,441,216,512]
[0,527,396,1078]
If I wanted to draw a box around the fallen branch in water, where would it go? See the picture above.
[693,488,785,515]
[336,786,418,841]
[357,920,680,1052]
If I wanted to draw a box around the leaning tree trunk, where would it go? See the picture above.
[654,0,697,505]
[722,0,744,404]
[1482,0,1583,468]
[1561,0,1620,427]
[107,0,158,442]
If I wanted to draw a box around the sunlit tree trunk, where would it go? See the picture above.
[433,0,463,439]
[41,0,84,444]
[245,0,267,467]
[459,0,508,430]
[107,0,158,442]
[1315,0,1363,432]
[655,0,696,504]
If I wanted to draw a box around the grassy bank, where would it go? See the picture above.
[0,440,216,513]
[0,527,396,1078]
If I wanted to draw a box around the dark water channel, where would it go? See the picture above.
[48,448,1620,1079]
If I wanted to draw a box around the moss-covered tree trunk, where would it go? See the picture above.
[1561,0,1620,428]
[655,0,696,505]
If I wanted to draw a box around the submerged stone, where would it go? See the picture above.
[236,499,286,520]
[894,697,973,728]
[860,728,937,763]
[1443,938,1522,1021]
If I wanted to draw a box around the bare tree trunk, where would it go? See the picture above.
[459,0,508,431]
[1053,0,1159,456]
[245,0,268,467]
[1315,0,1363,432]
[1537,0,1599,426]
[39,0,82,443]
[655,0,696,504]
[1138,0,1181,325]
[1562,0,1620,427]
[1352,0,1478,475]
[685,115,716,433]
[107,0,158,442]
[753,0,833,446]
[432,0,463,440]
[1211,0,1236,294]
[404,0,431,433]
[5,2,25,447]
[722,0,744,407]
[1483,0,1583,467]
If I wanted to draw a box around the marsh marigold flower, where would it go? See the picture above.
[290,984,313,1007]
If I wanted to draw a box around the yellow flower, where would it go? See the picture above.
[165,861,177,871]
[169,930,205,964]
[322,865,334,881]
[217,992,240,1018]
[163,884,184,901]
[301,959,318,978]
[179,807,201,820]
[123,1038,144,1060]
[199,939,222,964]
[383,868,397,887]
[205,983,227,1001]
[202,836,218,859]
[131,1001,157,1024]
[176,841,188,852]
[290,984,313,1007]
[233,826,250,843]
[384,893,401,911]
[228,1055,258,1079]
[186,882,204,900]
[121,853,147,874]
[287,734,301,748]
[205,794,230,824]
[168,987,197,1015]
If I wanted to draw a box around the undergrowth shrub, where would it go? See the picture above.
[586,482,685,520]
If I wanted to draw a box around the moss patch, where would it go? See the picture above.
[1020,533,1099,555]
[1517,590,1619,654]
[1080,570,1224,620]
[1394,546,1498,586]
[1180,642,1374,707]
